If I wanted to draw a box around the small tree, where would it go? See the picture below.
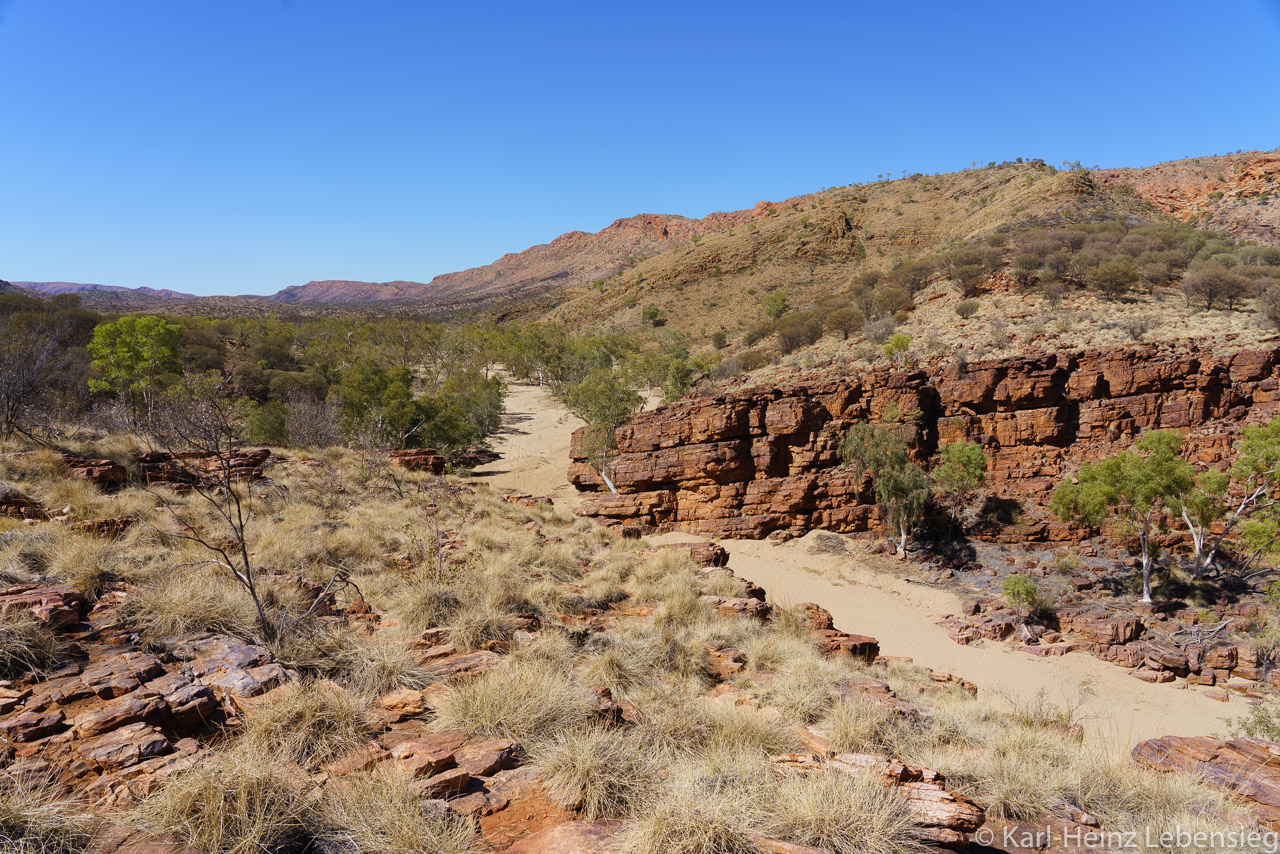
[1051,430,1194,602]
[1003,574,1044,618]
[641,304,664,327]
[1176,418,1280,577]
[932,440,987,524]
[840,421,930,557]
[562,368,643,494]
[1258,281,1280,331]
[1085,258,1138,301]
[1180,264,1251,311]
[88,315,181,418]
[882,333,911,359]
[146,374,276,640]
[763,290,790,320]
[826,306,864,340]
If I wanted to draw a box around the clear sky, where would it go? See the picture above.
[2,1,1278,296]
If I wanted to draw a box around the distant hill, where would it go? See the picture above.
[262,279,426,304]
[255,213,746,305]
[13,149,1278,321]
[14,281,197,300]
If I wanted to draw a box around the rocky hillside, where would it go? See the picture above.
[1096,151,1280,245]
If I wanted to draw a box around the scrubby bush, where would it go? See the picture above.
[1180,263,1251,310]
[776,313,825,354]
[763,290,790,320]
[1085,258,1138,300]
[871,285,912,318]
[1003,573,1045,617]
[826,306,864,340]
[862,317,897,345]
[955,300,979,319]
[1259,282,1280,331]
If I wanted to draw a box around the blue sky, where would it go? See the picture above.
[2,1,1278,296]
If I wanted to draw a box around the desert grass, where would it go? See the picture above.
[275,624,430,699]
[320,766,479,854]
[765,769,925,854]
[430,657,594,747]
[0,613,61,679]
[242,682,372,771]
[623,759,767,854]
[531,725,658,820]
[133,743,317,854]
[123,565,269,641]
[0,778,93,854]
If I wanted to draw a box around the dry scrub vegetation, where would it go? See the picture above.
[0,441,1270,853]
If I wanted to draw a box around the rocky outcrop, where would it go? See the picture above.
[0,484,47,520]
[63,450,271,491]
[1132,736,1280,829]
[1097,151,1280,246]
[389,448,447,474]
[573,344,1280,539]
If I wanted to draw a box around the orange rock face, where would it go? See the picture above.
[572,344,1280,539]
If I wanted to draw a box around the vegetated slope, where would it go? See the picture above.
[534,151,1280,337]
[14,281,197,299]
[1096,151,1280,245]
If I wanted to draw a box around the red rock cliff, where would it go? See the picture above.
[570,344,1280,538]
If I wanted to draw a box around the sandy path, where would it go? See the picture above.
[471,381,585,508]
[479,381,1249,752]
[654,531,1247,751]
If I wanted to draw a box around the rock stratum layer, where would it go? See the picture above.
[571,342,1280,538]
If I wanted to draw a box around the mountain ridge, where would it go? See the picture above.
[10,149,1277,313]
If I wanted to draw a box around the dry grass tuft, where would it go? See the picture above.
[133,744,316,854]
[275,626,430,699]
[531,725,657,820]
[243,682,372,770]
[765,769,924,854]
[623,759,767,854]
[0,613,61,679]
[124,566,265,641]
[0,777,93,854]
[321,766,479,854]
[431,658,593,747]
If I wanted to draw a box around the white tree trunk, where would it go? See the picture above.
[1140,537,1153,603]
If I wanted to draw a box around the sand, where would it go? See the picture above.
[480,381,1250,752]
[471,380,585,508]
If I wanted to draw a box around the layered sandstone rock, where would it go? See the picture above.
[63,449,271,491]
[573,344,1280,538]
[1132,736,1280,829]
[390,448,447,474]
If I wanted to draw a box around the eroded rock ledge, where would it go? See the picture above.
[572,343,1280,538]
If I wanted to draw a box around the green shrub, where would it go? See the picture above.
[882,334,911,358]
[1003,574,1045,617]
